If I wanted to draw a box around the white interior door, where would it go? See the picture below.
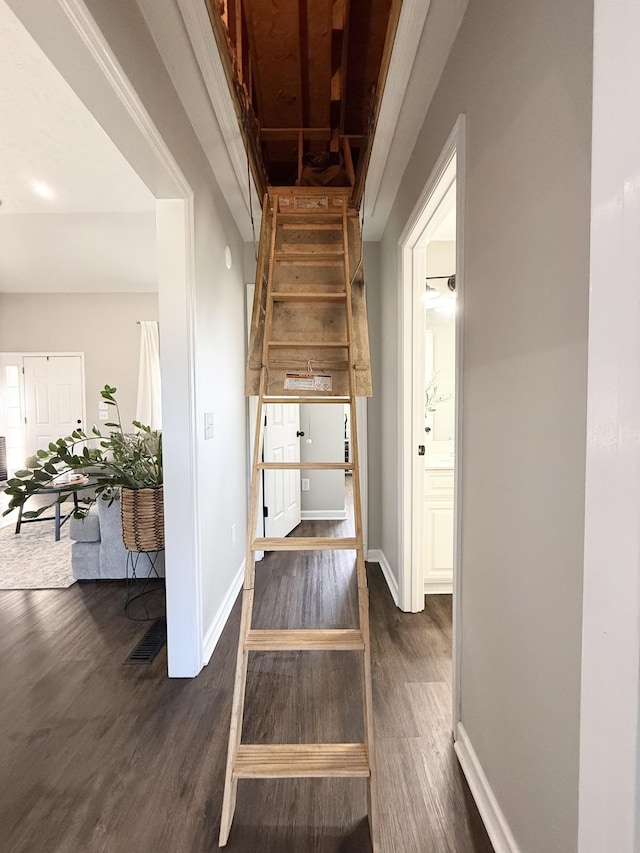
[23,356,84,457]
[263,402,301,538]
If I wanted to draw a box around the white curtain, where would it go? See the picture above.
[136,321,162,429]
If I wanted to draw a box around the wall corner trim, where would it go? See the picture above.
[454,723,521,853]
[202,560,244,665]
[367,549,399,606]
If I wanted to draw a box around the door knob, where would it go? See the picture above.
[296,430,305,437]
[77,419,82,424]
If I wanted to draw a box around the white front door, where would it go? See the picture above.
[263,402,302,539]
[23,356,84,458]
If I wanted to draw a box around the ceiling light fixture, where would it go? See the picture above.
[425,273,457,307]
[31,181,55,200]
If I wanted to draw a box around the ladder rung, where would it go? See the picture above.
[281,222,342,230]
[245,629,364,651]
[275,251,344,262]
[258,462,353,470]
[280,243,342,253]
[233,743,370,778]
[271,292,347,303]
[262,396,351,404]
[252,536,358,551]
[274,258,344,267]
[273,284,346,293]
[268,340,350,348]
[277,212,344,221]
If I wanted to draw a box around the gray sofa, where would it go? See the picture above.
[69,494,165,580]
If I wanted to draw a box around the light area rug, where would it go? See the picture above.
[0,523,75,590]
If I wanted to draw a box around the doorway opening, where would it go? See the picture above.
[0,1,199,674]
[422,180,457,595]
[398,115,465,723]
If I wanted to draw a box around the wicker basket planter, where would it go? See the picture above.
[120,486,165,552]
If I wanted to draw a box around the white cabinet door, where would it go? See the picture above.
[23,356,84,457]
[423,468,454,593]
[424,502,454,587]
[263,402,301,539]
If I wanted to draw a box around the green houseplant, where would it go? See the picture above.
[3,385,164,551]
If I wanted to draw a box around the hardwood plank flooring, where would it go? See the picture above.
[0,483,493,852]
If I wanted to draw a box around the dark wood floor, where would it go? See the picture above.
[0,499,493,852]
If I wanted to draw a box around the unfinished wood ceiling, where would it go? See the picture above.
[208,0,398,195]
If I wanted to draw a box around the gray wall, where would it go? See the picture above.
[375,0,593,850]
[0,291,158,430]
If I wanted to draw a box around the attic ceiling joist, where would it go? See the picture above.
[208,0,397,196]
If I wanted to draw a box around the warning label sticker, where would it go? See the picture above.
[284,373,333,392]
[294,196,328,210]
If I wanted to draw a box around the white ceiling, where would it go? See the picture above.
[0,0,157,293]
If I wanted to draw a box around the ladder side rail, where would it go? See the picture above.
[235,194,280,749]
[245,371,268,590]
[248,193,279,589]
[220,376,269,847]
[341,207,366,589]
[219,583,254,844]
[248,194,271,344]
[220,366,268,830]
[260,196,281,372]
[359,586,379,849]
[220,196,280,848]
[341,205,380,850]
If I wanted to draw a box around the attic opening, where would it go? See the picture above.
[205,0,401,204]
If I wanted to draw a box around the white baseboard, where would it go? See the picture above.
[202,559,244,665]
[454,723,521,853]
[367,549,399,606]
[424,581,453,594]
[301,509,347,521]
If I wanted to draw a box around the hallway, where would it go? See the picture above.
[0,503,491,852]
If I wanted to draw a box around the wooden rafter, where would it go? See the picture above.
[330,0,347,152]
[261,127,332,141]
[203,0,268,197]
[205,0,395,197]
[298,0,310,130]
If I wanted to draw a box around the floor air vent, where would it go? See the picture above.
[125,618,166,665]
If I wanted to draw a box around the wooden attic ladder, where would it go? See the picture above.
[219,187,378,848]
